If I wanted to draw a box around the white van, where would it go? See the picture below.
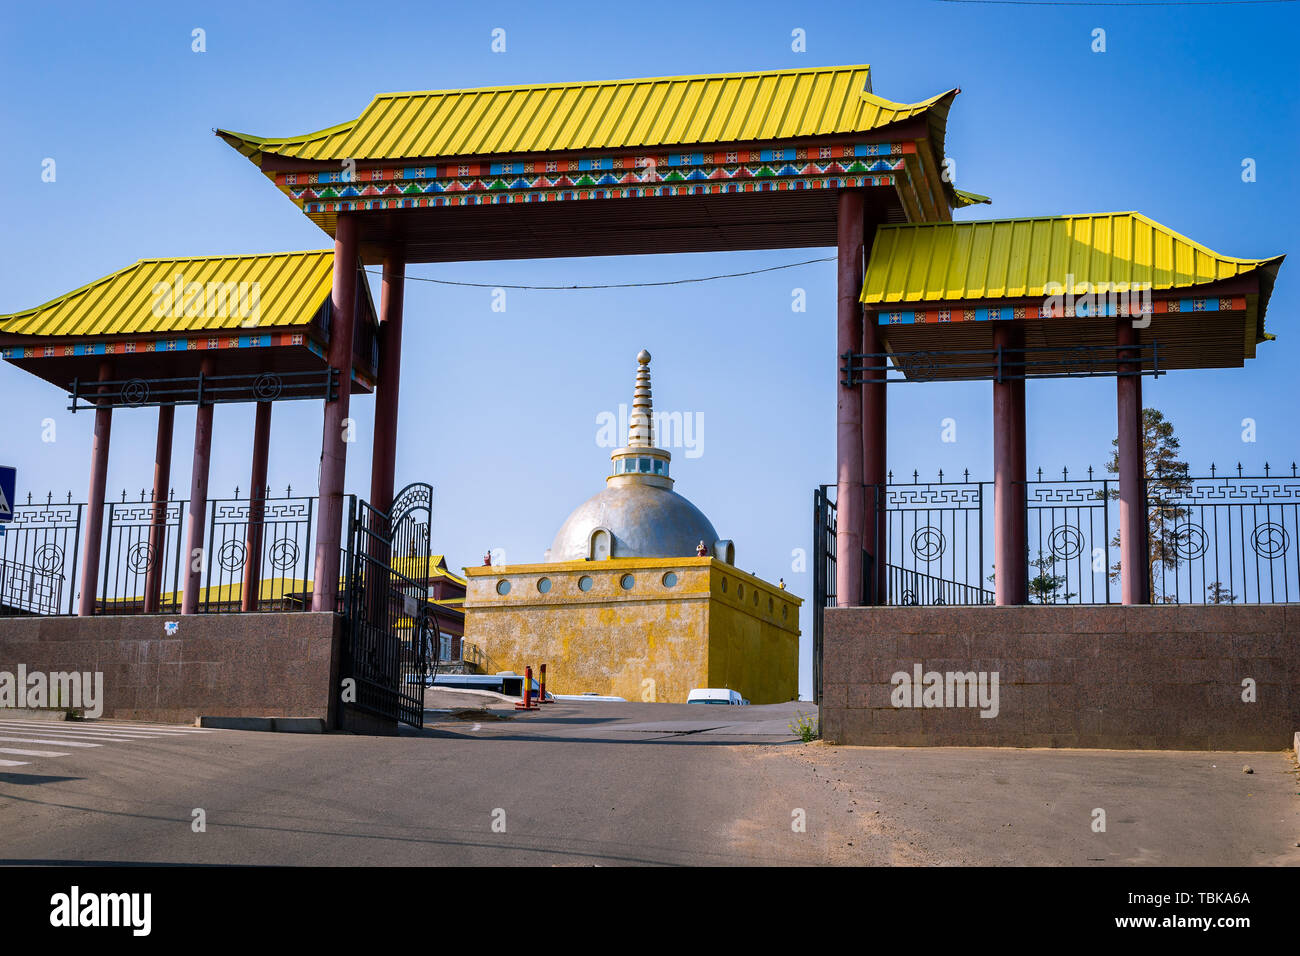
[686,688,747,706]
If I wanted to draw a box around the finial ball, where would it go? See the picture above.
[636,349,651,365]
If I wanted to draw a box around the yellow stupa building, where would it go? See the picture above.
[463,350,800,703]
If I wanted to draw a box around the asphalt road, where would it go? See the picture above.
[0,702,1295,866]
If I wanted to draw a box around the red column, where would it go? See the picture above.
[993,324,1027,605]
[369,256,405,515]
[1116,321,1148,604]
[181,356,216,615]
[241,401,272,612]
[862,312,887,604]
[312,214,360,612]
[143,404,174,613]
[77,360,113,616]
[835,191,865,608]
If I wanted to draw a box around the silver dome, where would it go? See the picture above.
[549,479,719,562]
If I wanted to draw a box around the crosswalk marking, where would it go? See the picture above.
[0,736,102,748]
[86,723,212,734]
[0,722,176,739]
[0,721,210,739]
[0,726,165,741]
[0,719,215,776]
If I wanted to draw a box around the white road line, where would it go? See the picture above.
[0,724,167,740]
[0,759,31,767]
[0,747,69,757]
[86,724,213,734]
[0,736,101,748]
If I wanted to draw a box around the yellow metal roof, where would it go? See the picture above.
[954,189,992,208]
[0,250,334,338]
[218,65,954,162]
[861,212,1283,304]
[392,554,467,588]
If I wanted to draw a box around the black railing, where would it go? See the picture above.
[67,368,339,411]
[813,463,1300,608]
[1,494,85,616]
[1,487,330,616]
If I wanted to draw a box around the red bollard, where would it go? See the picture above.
[515,665,539,711]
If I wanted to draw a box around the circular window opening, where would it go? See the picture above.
[495,580,511,596]
[662,571,678,588]
[620,573,635,590]
[578,575,594,592]
[537,577,552,594]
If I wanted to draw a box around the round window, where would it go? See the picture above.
[537,577,551,594]
[620,573,635,590]
[578,575,594,592]
[495,580,511,596]
[662,571,677,588]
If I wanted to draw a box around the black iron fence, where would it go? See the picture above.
[813,463,1300,613]
[1,486,327,616]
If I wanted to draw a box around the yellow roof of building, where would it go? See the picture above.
[861,212,1283,304]
[0,250,334,338]
[392,554,467,588]
[218,65,955,162]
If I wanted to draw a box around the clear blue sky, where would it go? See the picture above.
[2,0,1296,697]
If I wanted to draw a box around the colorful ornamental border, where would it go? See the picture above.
[275,140,919,214]
[875,296,1246,325]
[279,141,910,187]
[2,331,307,359]
[0,332,374,388]
[291,161,905,200]
[302,173,896,213]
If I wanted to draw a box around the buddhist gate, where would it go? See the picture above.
[1,63,1288,740]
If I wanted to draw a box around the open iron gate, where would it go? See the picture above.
[342,482,438,729]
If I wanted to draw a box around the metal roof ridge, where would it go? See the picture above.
[366,63,875,101]
[875,211,1282,266]
[0,250,334,325]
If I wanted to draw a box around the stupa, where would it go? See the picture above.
[463,350,799,704]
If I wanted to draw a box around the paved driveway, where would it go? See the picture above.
[0,701,1295,866]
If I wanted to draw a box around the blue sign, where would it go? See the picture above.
[0,466,14,523]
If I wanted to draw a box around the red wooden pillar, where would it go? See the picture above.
[835,190,865,607]
[862,312,887,605]
[181,356,216,615]
[312,214,360,612]
[77,360,113,616]
[369,256,405,515]
[993,324,1027,605]
[142,404,174,613]
[240,400,272,612]
[1116,321,1148,604]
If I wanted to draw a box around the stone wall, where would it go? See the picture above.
[821,605,1299,749]
[0,612,343,725]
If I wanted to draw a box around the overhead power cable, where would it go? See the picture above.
[363,255,834,291]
